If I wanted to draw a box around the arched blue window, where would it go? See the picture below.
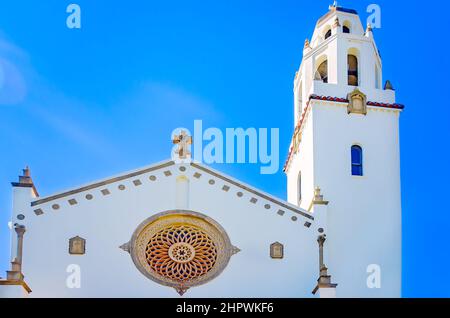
[351,145,363,176]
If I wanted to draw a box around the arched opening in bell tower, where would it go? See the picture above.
[347,49,359,86]
[315,56,328,83]
[343,20,352,34]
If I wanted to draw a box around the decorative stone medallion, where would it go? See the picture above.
[123,210,239,296]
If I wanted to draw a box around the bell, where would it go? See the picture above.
[384,80,394,90]
[348,75,358,86]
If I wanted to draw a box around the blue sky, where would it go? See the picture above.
[0,0,449,297]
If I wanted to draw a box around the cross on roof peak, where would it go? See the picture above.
[172,131,192,160]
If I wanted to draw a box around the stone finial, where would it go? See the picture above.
[119,242,131,253]
[176,283,189,296]
[12,166,39,196]
[365,23,373,37]
[304,38,310,49]
[384,80,394,90]
[314,187,324,201]
[329,1,338,10]
[23,166,30,177]
[18,166,33,185]
[231,245,241,255]
[172,130,193,159]
[309,186,329,211]
[333,17,341,28]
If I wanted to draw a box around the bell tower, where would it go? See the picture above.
[285,4,403,297]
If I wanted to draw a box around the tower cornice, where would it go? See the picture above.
[283,95,404,173]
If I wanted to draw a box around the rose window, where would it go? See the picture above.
[125,211,239,295]
[145,225,217,282]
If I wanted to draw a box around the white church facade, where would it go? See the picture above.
[0,5,403,298]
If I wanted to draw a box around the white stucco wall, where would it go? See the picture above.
[286,7,402,298]
[1,6,403,299]
[312,101,402,297]
[287,107,315,210]
[286,101,402,298]
[3,162,319,298]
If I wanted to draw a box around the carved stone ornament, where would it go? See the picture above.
[304,38,310,49]
[384,80,394,90]
[69,236,86,255]
[347,88,367,115]
[333,17,341,28]
[122,210,240,296]
[270,242,284,259]
[172,131,192,160]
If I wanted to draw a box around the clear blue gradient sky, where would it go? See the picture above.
[0,0,449,297]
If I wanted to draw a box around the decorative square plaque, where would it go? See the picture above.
[69,236,86,255]
[347,88,367,115]
[270,242,284,259]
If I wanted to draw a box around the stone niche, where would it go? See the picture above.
[270,242,284,259]
[347,89,367,115]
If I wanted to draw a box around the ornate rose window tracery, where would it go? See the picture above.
[145,224,217,282]
[121,211,239,295]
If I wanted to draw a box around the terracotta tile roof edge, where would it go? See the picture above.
[283,95,405,172]
[309,94,405,109]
